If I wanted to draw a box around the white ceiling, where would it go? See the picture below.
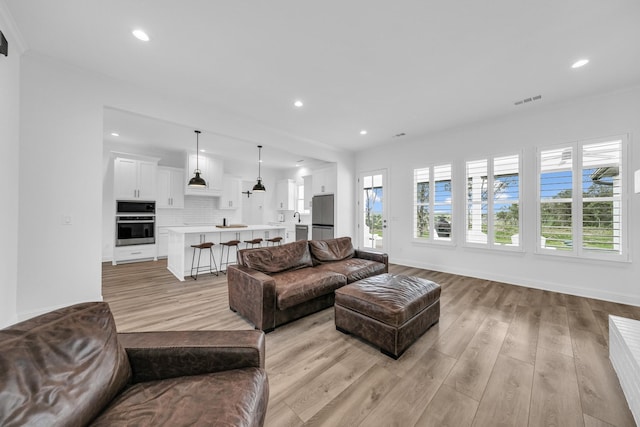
[6,0,640,160]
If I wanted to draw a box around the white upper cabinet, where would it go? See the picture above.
[184,152,224,197]
[157,167,185,208]
[114,157,158,200]
[220,175,241,209]
[311,164,336,195]
[276,179,295,210]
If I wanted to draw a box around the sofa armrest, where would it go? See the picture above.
[227,265,277,332]
[118,330,265,383]
[354,249,389,272]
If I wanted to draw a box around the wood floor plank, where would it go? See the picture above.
[263,400,303,427]
[566,294,603,336]
[529,347,583,427]
[538,320,573,358]
[359,349,457,427]
[433,307,488,358]
[488,285,523,323]
[500,305,540,365]
[283,345,377,422]
[444,317,510,400]
[414,384,479,427]
[304,364,397,427]
[472,354,534,427]
[583,413,618,427]
[99,260,640,427]
[518,287,544,308]
[571,328,636,427]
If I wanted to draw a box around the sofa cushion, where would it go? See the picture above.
[309,237,355,264]
[0,302,131,427]
[314,258,387,283]
[272,267,347,310]
[91,368,268,426]
[238,240,313,274]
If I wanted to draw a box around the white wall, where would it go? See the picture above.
[356,86,640,305]
[14,51,355,319]
[0,3,23,327]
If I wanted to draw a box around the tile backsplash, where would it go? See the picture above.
[156,196,241,226]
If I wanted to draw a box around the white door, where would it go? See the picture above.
[358,170,388,252]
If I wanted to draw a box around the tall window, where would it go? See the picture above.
[538,136,626,260]
[296,183,307,213]
[414,164,452,242]
[466,154,521,248]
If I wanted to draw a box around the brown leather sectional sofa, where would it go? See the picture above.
[0,302,269,426]
[227,236,388,332]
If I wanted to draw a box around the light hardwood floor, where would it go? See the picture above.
[102,260,640,427]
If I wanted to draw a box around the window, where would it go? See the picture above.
[538,136,626,260]
[466,154,521,248]
[414,164,452,242]
[296,183,308,213]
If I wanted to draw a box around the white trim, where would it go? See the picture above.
[391,256,640,307]
[536,134,628,262]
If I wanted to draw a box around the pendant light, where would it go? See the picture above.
[188,130,206,187]
[252,145,266,192]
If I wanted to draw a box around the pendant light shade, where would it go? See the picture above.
[252,145,266,192]
[188,130,207,187]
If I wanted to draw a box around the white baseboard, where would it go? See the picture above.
[17,296,105,322]
[390,256,640,307]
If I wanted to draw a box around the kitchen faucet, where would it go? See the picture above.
[293,212,301,223]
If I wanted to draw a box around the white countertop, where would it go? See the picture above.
[166,224,286,234]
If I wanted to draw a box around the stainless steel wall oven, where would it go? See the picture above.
[115,201,156,247]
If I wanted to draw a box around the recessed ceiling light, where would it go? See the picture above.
[360,130,368,135]
[571,59,589,69]
[132,29,150,42]
[111,132,119,137]
[294,100,304,108]
[199,149,206,153]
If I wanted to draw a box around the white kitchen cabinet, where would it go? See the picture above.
[157,167,185,208]
[303,175,313,211]
[156,227,170,258]
[276,179,295,210]
[114,157,158,200]
[220,175,241,209]
[184,152,224,197]
[113,244,157,264]
[311,164,337,195]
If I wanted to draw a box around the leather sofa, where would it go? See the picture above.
[0,302,269,427]
[227,236,388,332]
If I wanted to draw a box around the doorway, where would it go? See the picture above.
[358,170,388,252]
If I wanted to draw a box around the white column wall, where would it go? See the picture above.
[0,3,22,327]
[356,86,640,306]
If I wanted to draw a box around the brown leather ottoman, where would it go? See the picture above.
[335,273,441,359]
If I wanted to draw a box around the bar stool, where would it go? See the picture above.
[219,239,241,274]
[190,242,218,280]
[266,236,283,246]
[244,238,263,248]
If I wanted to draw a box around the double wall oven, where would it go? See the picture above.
[115,201,156,247]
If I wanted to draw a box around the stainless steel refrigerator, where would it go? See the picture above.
[311,194,334,240]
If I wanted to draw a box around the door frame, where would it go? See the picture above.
[357,169,388,253]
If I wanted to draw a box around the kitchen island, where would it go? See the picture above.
[166,224,286,281]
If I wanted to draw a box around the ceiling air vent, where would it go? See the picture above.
[514,94,542,106]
